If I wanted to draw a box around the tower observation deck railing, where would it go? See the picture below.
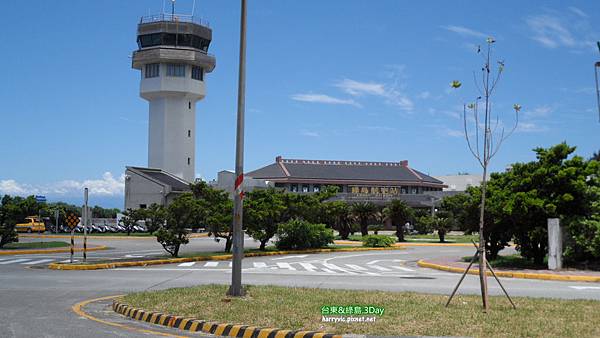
[139,13,210,27]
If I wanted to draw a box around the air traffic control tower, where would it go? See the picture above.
[132,13,216,182]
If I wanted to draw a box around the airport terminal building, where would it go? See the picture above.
[247,156,447,208]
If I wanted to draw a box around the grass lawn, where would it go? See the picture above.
[340,233,478,243]
[122,284,600,338]
[1,241,70,250]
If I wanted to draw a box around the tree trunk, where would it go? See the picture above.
[360,220,368,237]
[339,226,350,240]
[259,240,267,250]
[438,229,446,243]
[395,224,405,242]
[173,244,180,257]
[224,237,233,252]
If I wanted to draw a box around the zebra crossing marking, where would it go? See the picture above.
[178,262,196,267]
[276,262,296,271]
[391,266,414,272]
[345,264,367,271]
[299,262,317,272]
[204,261,218,267]
[253,262,267,268]
[22,259,54,265]
[0,259,30,265]
[370,265,392,272]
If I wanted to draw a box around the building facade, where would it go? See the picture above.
[247,156,447,207]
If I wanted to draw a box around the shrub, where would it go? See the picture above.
[275,219,334,250]
[362,235,395,247]
[367,224,383,235]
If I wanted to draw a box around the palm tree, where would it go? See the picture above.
[351,202,378,237]
[383,199,414,242]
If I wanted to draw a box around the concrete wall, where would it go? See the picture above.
[124,169,166,210]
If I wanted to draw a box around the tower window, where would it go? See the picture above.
[188,101,191,109]
[191,66,203,81]
[145,63,159,78]
[166,64,186,77]
[187,157,191,165]
[187,130,191,137]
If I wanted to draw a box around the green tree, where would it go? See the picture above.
[156,193,198,257]
[120,208,144,235]
[244,188,286,250]
[351,202,378,236]
[191,181,234,252]
[383,199,414,242]
[0,195,19,248]
[141,203,167,235]
[321,201,353,239]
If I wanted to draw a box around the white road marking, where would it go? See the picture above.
[271,255,308,260]
[320,268,336,273]
[276,262,296,270]
[0,259,30,265]
[370,265,392,272]
[125,254,145,258]
[569,286,600,290]
[22,259,54,265]
[253,262,267,268]
[366,259,405,265]
[323,263,358,275]
[178,262,196,267]
[204,261,219,267]
[60,259,79,263]
[299,262,318,272]
[345,264,367,271]
[229,262,232,267]
[391,266,414,272]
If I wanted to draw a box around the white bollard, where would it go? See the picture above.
[547,218,562,270]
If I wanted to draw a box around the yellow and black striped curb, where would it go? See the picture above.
[49,246,404,270]
[0,245,108,256]
[113,300,342,338]
[417,259,600,283]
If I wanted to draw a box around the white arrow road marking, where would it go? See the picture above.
[299,263,318,272]
[569,286,600,290]
[345,264,367,271]
[271,255,308,260]
[0,259,30,265]
[320,268,336,273]
[178,262,196,267]
[276,262,296,270]
[366,259,405,265]
[204,261,219,267]
[253,262,267,268]
[125,254,145,258]
[370,265,392,272]
[391,266,414,272]
[22,259,54,265]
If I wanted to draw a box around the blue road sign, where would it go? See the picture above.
[35,195,47,203]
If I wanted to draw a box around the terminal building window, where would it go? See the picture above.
[167,63,186,77]
[290,184,298,192]
[145,63,160,78]
[302,184,309,193]
[313,184,321,193]
[191,66,203,81]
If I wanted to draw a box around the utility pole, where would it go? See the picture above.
[55,209,59,233]
[228,0,247,297]
[83,188,88,262]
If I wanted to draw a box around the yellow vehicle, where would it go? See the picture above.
[15,216,46,233]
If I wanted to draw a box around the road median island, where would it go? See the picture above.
[48,246,404,270]
[115,284,600,338]
[0,244,108,255]
[418,258,600,282]
[333,240,473,247]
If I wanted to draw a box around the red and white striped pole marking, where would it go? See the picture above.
[234,174,244,199]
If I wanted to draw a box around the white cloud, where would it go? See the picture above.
[291,93,359,107]
[442,25,488,39]
[517,122,548,133]
[526,11,596,50]
[523,105,553,119]
[445,128,465,137]
[418,91,431,99]
[300,130,319,137]
[335,78,414,111]
[0,172,125,197]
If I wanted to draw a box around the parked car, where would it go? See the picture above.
[15,216,46,233]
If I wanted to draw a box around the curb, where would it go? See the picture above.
[49,246,404,271]
[19,233,209,240]
[113,300,342,338]
[0,245,108,256]
[333,240,473,247]
[417,259,600,283]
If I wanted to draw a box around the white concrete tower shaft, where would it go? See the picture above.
[132,15,216,182]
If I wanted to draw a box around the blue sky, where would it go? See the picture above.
[1,0,599,208]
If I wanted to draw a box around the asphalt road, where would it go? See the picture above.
[1,236,599,338]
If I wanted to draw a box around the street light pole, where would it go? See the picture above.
[228,0,247,297]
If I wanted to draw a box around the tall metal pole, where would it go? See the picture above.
[83,188,88,262]
[55,209,59,233]
[228,0,247,297]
